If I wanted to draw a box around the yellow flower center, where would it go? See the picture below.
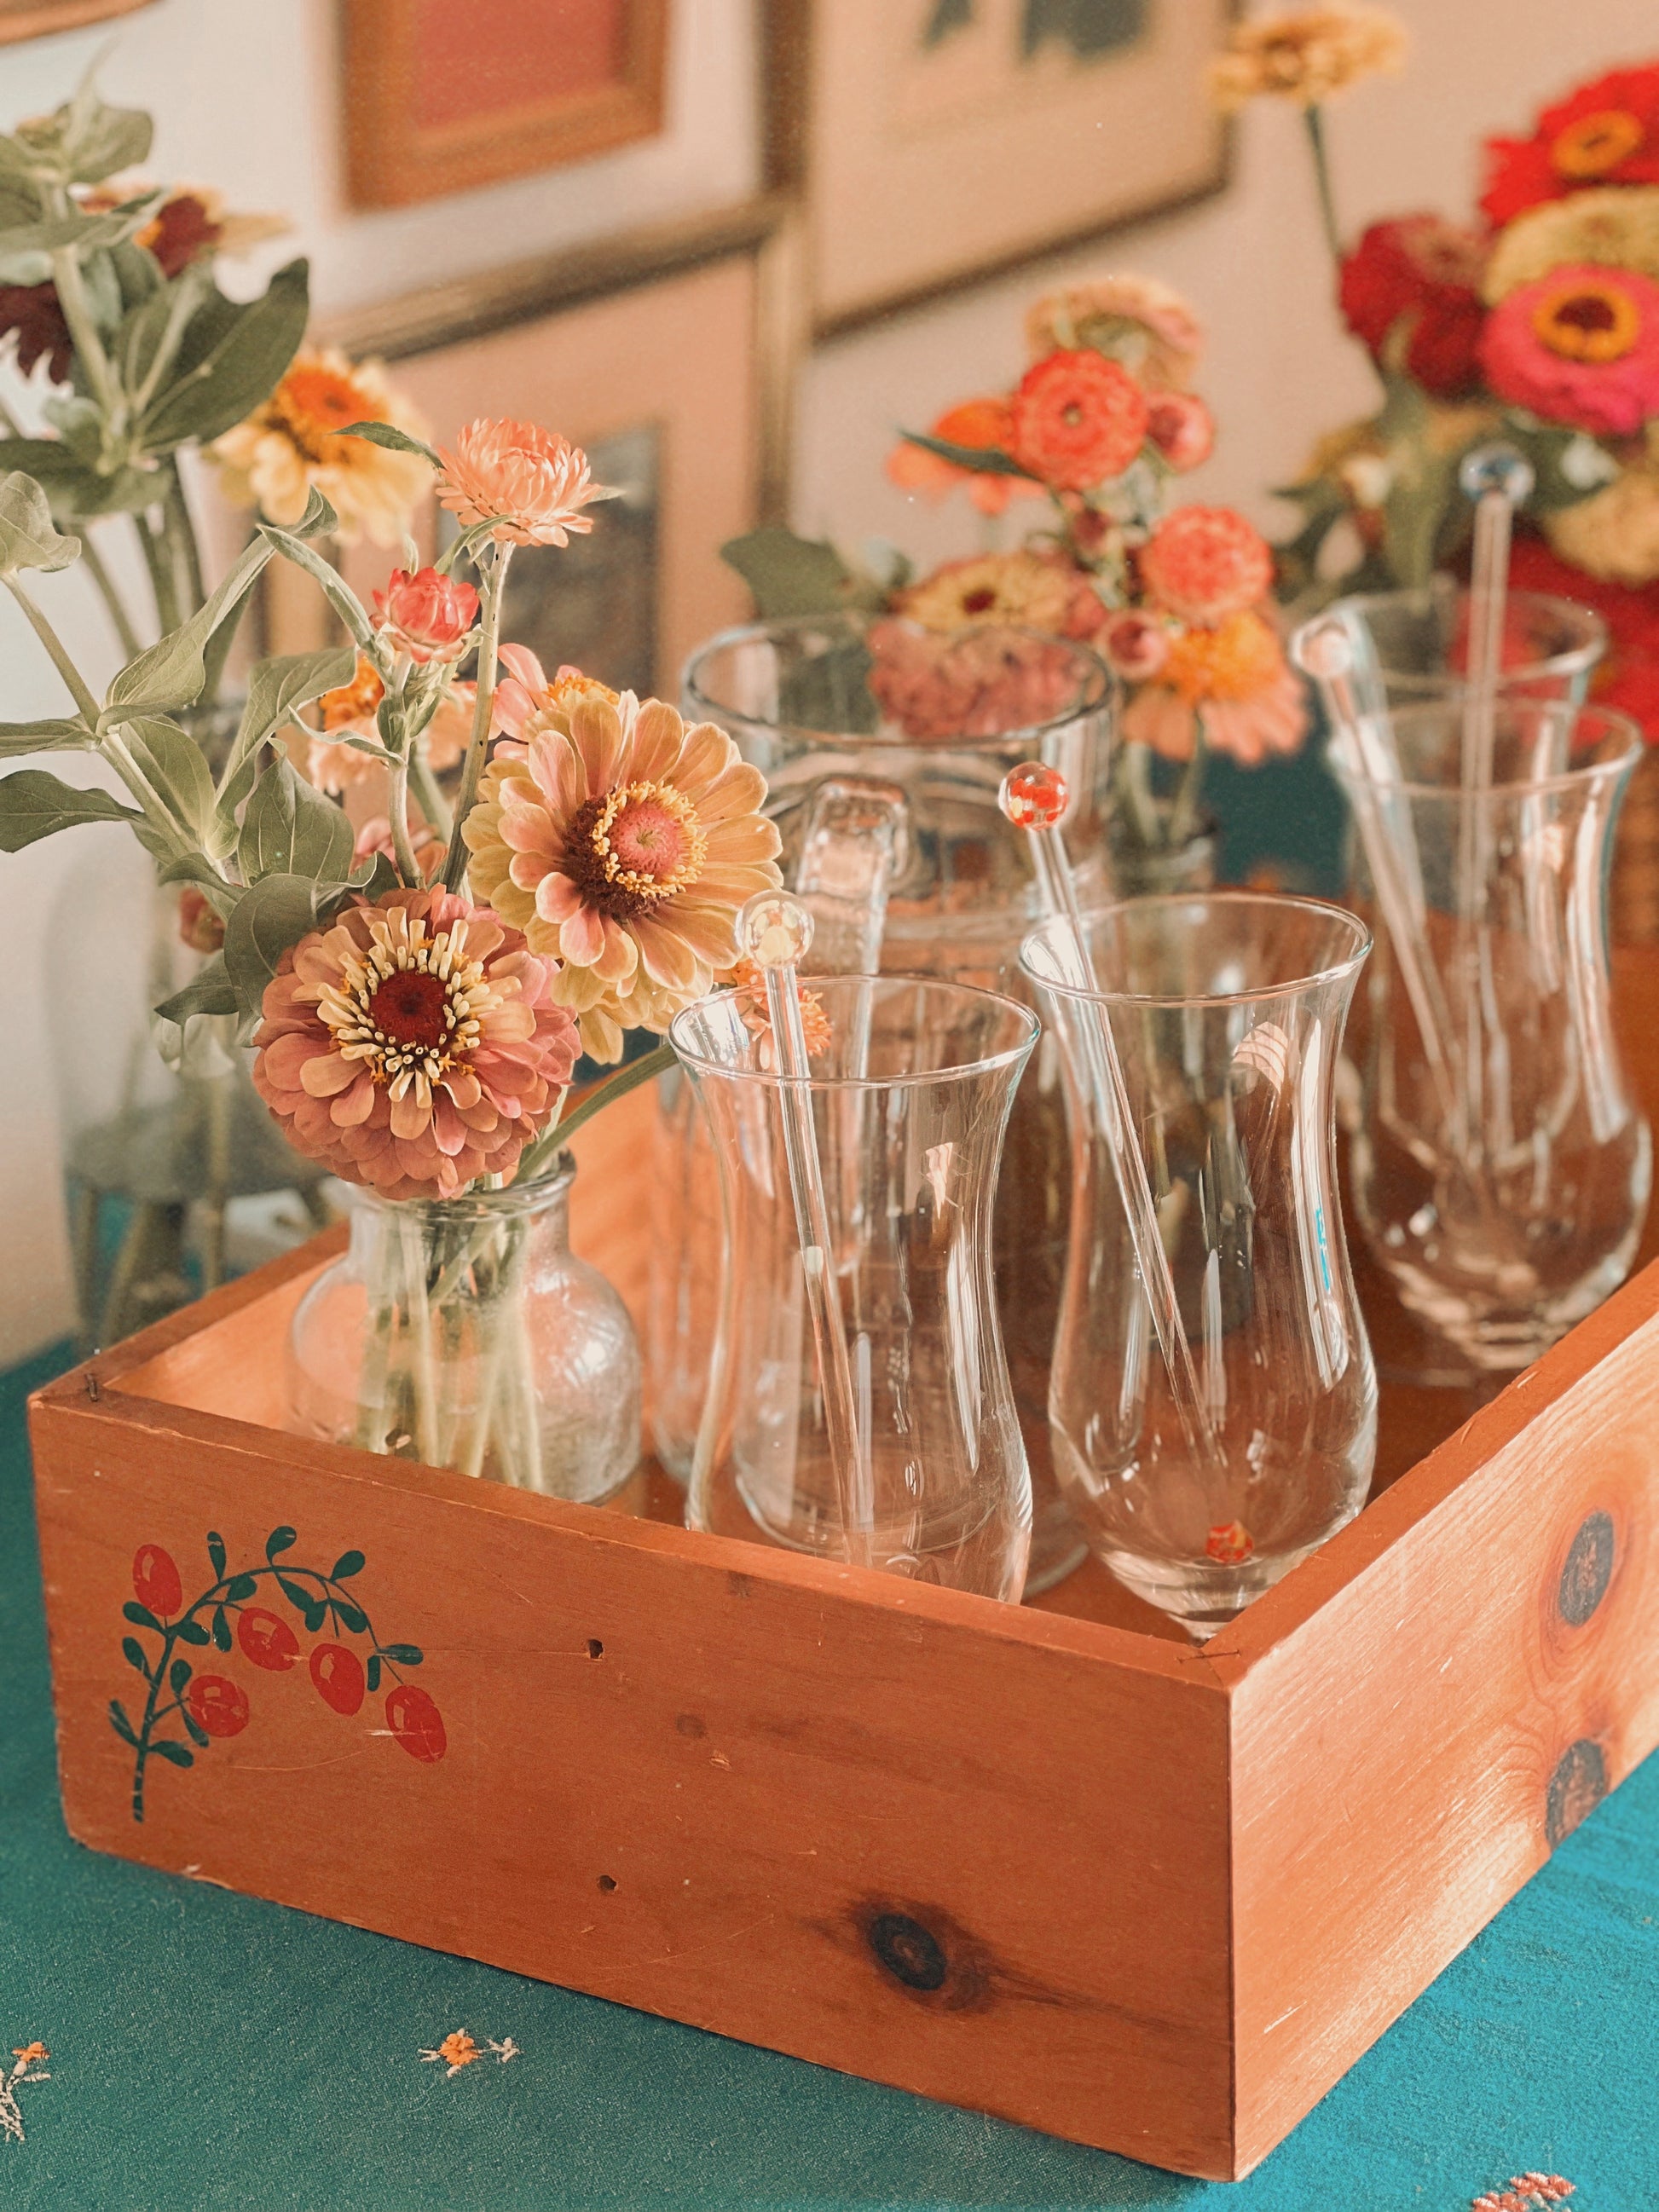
[1529,275,1641,362]
[270,365,381,463]
[317,914,506,1100]
[1162,610,1283,705]
[565,780,707,920]
[1551,107,1645,180]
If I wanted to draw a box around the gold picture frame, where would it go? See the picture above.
[0,0,153,40]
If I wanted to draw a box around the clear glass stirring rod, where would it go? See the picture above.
[737,892,876,1569]
[1001,763,1227,1483]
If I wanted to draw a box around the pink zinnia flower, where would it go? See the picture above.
[436,419,618,548]
[1140,505,1275,624]
[1479,262,1659,435]
[462,668,781,1061]
[373,567,479,663]
[252,888,578,1201]
[1122,610,1305,765]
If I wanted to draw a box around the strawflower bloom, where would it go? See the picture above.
[1481,66,1659,227]
[462,685,781,1061]
[1025,274,1203,389]
[1009,349,1148,492]
[209,348,431,546]
[899,549,1106,639]
[1483,184,1659,302]
[885,397,1043,515]
[251,887,579,1200]
[1099,609,1171,682]
[1145,391,1216,471]
[373,567,479,663]
[436,419,617,548]
[1124,610,1305,766]
[1478,263,1659,436]
[1208,5,1407,111]
[1339,215,1489,396]
[1140,506,1275,625]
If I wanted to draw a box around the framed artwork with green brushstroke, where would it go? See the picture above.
[769,0,1238,332]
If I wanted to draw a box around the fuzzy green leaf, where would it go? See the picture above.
[0,471,80,574]
[141,260,309,453]
[0,771,139,851]
[257,519,375,647]
[238,753,355,887]
[154,958,240,1028]
[221,872,329,1016]
[0,719,91,756]
[899,429,1037,479]
[125,716,217,840]
[719,527,867,620]
[340,419,442,469]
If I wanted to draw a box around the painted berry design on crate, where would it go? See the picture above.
[109,1525,437,1822]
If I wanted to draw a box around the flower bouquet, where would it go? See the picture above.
[723,276,1308,883]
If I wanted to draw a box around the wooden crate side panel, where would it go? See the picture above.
[30,1395,1237,2179]
[1226,1308,1659,2172]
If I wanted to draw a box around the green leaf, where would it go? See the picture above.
[333,1601,367,1636]
[211,1607,231,1652]
[121,1637,151,1678]
[125,717,217,840]
[0,771,140,852]
[215,643,356,845]
[0,197,159,263]
[0,471,80,574]
[0,438,157,519]
[104,532,276,719]
[141,259,309,452]
[225,1573,258,1600]
[223,873,329,1015]
[238,754,355,887]
[207,1531,227,1578]
[0,173,43,231]
[157,853,241,914]
[58,68,154,186]
[181,1708,211,1749]
[366,1655,382,1693]
[123,1600,162,1632]
[175,1616,211,1647]
[339,419,442,470]
[169,1657,193,1694]
[154,960,240,1028]
[330,1550,365,1580]
[719,527,864,620]
[378,1642,424,1666]
[151,1739,194,1769]
[0,719,91,756]
[899,429,1036,479]
[257,519,376,648]
[118,263,206,399]
[266,1526,298,1560]
[108,1699,139,1747]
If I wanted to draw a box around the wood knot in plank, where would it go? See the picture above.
[1546,1739,1607,1848]
[1557,1511,1615,1627]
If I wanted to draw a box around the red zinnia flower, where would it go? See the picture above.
[1339,215,1489,397]
[1481,65,1659,227]
[1008,349,1148,492]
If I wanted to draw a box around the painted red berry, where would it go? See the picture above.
[385,1683,446,1763]
[310,1643,365,1716]
[237,1606,299,1672]
[132,1545,182,1618]
[185,1675,250,1738]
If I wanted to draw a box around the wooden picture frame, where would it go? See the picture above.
[342,0,671,211]
[264,199,802,701]
[0,0,153,38]
[766,0,1238,335]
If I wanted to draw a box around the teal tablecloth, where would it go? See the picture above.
[2,1344,1654,2211]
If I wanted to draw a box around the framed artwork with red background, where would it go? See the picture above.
[343,0,671,209]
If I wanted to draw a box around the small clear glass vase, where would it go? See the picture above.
[1333,700,1651,1372]
[670,974,1039,1602]
[286,1158,641,1500]
[1021,892,1376,1637]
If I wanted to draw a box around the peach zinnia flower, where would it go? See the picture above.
[1008,349,1148,492]
[462,681,781,1061]
[1208,5,1407,111]
[208,348,431,546]
[899,550,1105,639]
[1123,611,1306,765]
[252,887,579,1200]
[1026,274,1204,390]
[1140,506,1275,625]
[436,419,618,548]
[885,398,1044,517]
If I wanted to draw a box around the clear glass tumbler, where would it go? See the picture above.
[669,974,1039,1603]
[1333,700,1651,1372]
[1321,582,1605,706]
[1021,893,1377,1637]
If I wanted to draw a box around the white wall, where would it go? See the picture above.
[0,0,1651,1358]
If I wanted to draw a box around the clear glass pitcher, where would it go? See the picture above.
[1021,893,1377,1638]
[1332,700,1650,1372]
[669,974,1040,1603]
[652,615,1115,1592]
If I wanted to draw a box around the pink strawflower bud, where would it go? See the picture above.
[1146,391,1216,472]
[1140,505,1275,624]
[373,567,479,663]
[1100,609,1171,681]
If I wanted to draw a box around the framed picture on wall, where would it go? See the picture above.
[342,0,671,209]
[264,203,796,701]
[0,0,153,38]
[767,0,1237,334]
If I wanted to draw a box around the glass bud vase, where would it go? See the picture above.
[670,975,1039,1602]
[1333,700,1651,1373]
[1021,892,1377,1637]
[286,1157,641,1501]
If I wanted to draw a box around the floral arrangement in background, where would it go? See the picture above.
[1217,10,1659,739]
[724,274,1305,868]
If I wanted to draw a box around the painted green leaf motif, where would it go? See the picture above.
[225,1574,257,1601]
[121,1637,151,1678]
[275,1574,313,1612]
[211,1607,231,1652]
[334,1601,368,1636]
[331,1550,365,1580]
[169,1657,193,1694]
[181,1709,210,1749]
[366,1655,382,1693]
[108,1700,138,1747]
[175,1617,211,1647]
[207,1530,227,1576]
[266,1527,298,1558]
[123,1601,162,1632]
[379,1643,424,1666]
[152,1740,194,1769]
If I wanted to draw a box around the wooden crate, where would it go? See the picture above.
[27,952,1659,2183]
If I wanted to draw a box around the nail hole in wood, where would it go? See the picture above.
[1546,1738,1607,1848]
[597,1874,617,1892]
[868,1912,947,1993]
[1558,1511,1615,1627]
[586,1637,604,1659]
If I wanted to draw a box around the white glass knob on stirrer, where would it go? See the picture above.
[736,891,874,1568]
[999,764,1227,1483]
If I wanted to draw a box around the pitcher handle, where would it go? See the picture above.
[791,775,909,977]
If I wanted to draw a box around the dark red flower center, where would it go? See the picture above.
[1555,292,1618,333]
[368,970,450,1050]
[961,586,998,615]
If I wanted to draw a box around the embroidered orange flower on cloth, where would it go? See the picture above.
[1471,2174,1575,2211]
[420,2030,520,2078]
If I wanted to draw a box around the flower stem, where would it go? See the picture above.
[164,459,207,616]
[1302,104,1344,269]
[1165,736,1209,852]
[3,574,101,722]
[388,751,420,886]
[76,530,144,660]
[408,750,453,841]
[136,506,182,636]
[442,541,512,895]
[517,1044,676,1183]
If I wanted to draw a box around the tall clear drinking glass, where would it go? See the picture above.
[1021,894,1376,1638]
[1333,702,1650,1372]
[1322,583,1605,707]
[669,975,1039,1603]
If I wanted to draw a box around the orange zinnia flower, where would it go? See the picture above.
[1007,349,1148,492]
[886,398,1043,516]
[209,348,431,546]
